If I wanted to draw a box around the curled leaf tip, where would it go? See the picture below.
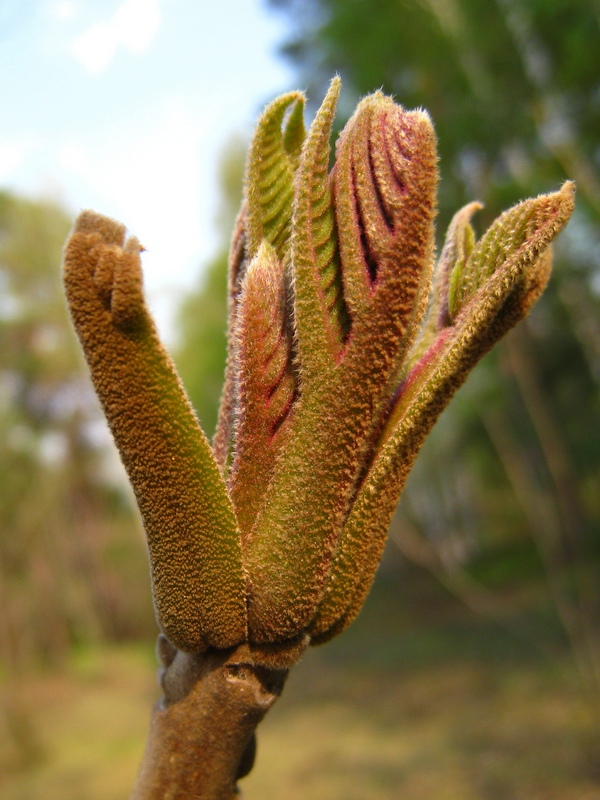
[447,180,575,326]
[333,90,437,319]
[245,91,306,259]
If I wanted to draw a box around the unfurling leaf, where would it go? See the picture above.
[242,88,438,643]
[229,241,296,539]
[292,76,348,368]
[441,201,482,327]
[309,181,575,642]
[245,91,305,260]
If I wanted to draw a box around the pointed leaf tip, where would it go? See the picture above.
[292,75,349,371]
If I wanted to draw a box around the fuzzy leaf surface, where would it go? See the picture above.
[229,242,296,539]
[309,182,575,641]
[244,94,438,643]
[63,211,247,652]
[245,92,305,260]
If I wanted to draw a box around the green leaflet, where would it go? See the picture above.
[245,91,306,260]
[446,187,573,324]
[292,76,348,374]
[63,212,247,653]
[214,92,305,473]
[308,182,575,642]
[283,97,307,168]
[442,202,482,326]
[406,201,482,372]
[214,93,306,476]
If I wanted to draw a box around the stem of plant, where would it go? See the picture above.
[131,638,290,799]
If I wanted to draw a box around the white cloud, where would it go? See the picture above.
[0,135,41,182]
[71,0,162,73]
[54,1,76,20]
[71,21,117,74]
[55,94,212,336]
[114,0,161,54]
[57,140,88,172]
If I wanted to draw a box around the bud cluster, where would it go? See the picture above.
[63,78,574,663]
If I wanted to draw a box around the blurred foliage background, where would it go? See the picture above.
[261,0,600,699]
[1,0,599,797]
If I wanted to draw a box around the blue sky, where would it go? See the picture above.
[0,0,294,334]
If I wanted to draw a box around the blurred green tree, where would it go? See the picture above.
[265,0,600,693]
[0,192,151,677]
[268,0,600,213]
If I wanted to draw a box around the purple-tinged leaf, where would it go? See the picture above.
[244,93,438,645]
[229,242,297,538]
[309,182,574,643]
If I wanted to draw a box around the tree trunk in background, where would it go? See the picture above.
[488,328,600,698]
